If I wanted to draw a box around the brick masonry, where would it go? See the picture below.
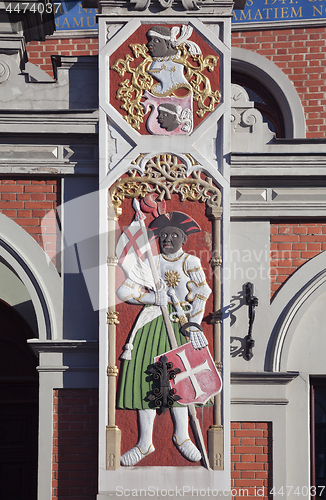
[52,389,98,500]
[270,222,326,297]
[52,394,272,500]
[231,422,273,500]
[26,38,98,77]
[0,179,59,261]
[232,28,326,138]
[26,28,326,138]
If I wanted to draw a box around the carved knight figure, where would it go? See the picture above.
[116,206,212,466]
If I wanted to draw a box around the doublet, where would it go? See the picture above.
[116,248,211,410]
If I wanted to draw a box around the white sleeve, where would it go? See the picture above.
[184,256,212,329]
[116,278,157,305]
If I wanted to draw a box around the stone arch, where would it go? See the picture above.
[269,251,326,372]
[232,47,306,139]
[0,213,62,341]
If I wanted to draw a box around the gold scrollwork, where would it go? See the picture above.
[107,311,120,325]
[111,43,220,130]
[107,365,119,377]
[109,155,221,217]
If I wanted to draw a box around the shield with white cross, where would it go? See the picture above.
[154,342,222,406]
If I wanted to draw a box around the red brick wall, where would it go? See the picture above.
[231,422,273,500]
[270,222,326,296]
[52,398,272,500]
[52,389,98,500]
[0,179,59,261]
[232,28,326,138]
[26,28,326,136]
[26,38,98,77]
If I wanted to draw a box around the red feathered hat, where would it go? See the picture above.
[148,211,201,239]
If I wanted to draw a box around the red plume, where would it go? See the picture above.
[140,194,166,218]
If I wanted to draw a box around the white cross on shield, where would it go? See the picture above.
[154,342,222,405]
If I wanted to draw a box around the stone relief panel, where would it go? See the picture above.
[110,24,221,135]
[107,154,224,469]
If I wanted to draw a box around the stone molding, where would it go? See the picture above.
[97,0,235,16]
[231,398,289,405]
[28,339,99,353]
[231,371,299,385]
[231,83,275,152]
[0,54,98,110]
[0,110,98,134]
[0,142,98,175]
[231,47,306,139]
[269,255,326,372]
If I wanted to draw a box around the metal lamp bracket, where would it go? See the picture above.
[244,282,258,361]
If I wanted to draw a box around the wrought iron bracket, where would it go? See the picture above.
[244,282,258,361]
[148,355,181,412]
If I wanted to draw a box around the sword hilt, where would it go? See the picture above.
[168,288,192,326]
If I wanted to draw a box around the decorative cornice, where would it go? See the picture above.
[231,371,299,385]
[97,0,236,16]
[27,339,99,354]
[37,365,99,372]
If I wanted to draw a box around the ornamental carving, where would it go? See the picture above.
[131,0,200,11]
[107,311,120,325]
[109,154,221,216]
[0,60,10,84]
[110,24,220,135]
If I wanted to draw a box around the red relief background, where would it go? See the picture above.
[109,24,221,135]
[115,189,215,467]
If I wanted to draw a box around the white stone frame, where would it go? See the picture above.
[269,251,326,373]
[98,15,232,498]
[99,17,231,182]
[0,213,62,341]
[231,47,306,139]
[0,213,63,500]
[231,247,326,497]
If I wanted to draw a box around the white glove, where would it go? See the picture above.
[156,288,168,306]
[189,328,208,350]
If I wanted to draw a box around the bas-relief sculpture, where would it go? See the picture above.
[108,20,223,470]
[109,157,223,468]
[111,24,221,135]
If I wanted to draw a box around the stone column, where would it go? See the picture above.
[105,202,121,470]
[207,205,224,470]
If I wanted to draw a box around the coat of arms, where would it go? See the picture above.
[110,24,221,135]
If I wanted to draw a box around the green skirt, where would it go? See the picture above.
[117,305,187,410]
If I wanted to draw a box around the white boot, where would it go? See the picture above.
[120,409,156,466]
[171,406,201,462]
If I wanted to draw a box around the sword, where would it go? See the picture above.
[132,198,211,470]
[167,287,192,327]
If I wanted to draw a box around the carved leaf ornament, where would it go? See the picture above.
[111,43,221,131]
[131,0,200,10]
[109,155,221,216]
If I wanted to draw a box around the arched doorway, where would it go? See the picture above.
[0,300,39,500]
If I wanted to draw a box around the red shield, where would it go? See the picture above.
[154,342,222,405]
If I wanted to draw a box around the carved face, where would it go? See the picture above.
[157,108,179,132]
[159,226,187,255]
[147,35,174,58]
